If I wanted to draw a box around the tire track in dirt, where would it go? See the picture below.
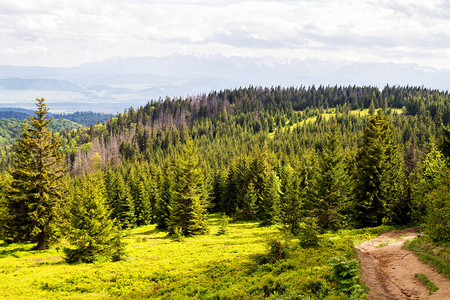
[355,228,450,299]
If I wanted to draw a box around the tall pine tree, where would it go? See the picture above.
[315,126,351,231]
[6,98,66,249]
[279,164,303,234]
[169,140,208,235]
[353,110,400,227]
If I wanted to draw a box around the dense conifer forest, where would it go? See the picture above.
[0,85,449,298]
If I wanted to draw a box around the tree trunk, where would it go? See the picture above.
[35,231,48,250]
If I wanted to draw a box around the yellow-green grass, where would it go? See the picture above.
[268,108,403,138]
[414,273,439,293]
[403,236,450,279]
[0,215,394,299]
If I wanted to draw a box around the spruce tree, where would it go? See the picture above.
[135,180,152,226]
[211,170,226,213]
[248,145,271,221]
[109,172,135,228]
[315,127,350,231]
[155,166,172,230]
[64,173,120,263]
[237,180,257,220]
[169,140,208,235]
[259,170,282,226]
[399,138,419,224]
[6,98,66,249]
[353,110,400,227]
[279,164,302,234]
[281,154,317,234]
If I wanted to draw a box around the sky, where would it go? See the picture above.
[1,0,450,70]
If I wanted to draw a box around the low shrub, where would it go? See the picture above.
[299,217,319,248]
[328,256,364,296]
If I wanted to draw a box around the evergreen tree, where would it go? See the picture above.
[279,164,303,234]
[169,140,208,235]
[211,170,227,213]
[412,143,447,223]
[225,157,250,216]
[259,170,282,226]
[368,99,375,116]
[249,145,271,221]
[236,180,257,220]
[135,180,152,226]
[109,172,135,228]
[5,98,66,249]
[223,164,239,216]
[64,173,120,263]
[400,138,419,224]
[146,171,161,224]
[315,128,350,231]
[155,166,172,230]
[441,124,450,163]
[353,110,400,227]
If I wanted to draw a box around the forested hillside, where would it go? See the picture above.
[51,85,448,229]
[0,118,81,144]
[0,107,112,125]
[0,85,449,298]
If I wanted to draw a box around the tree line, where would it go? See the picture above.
[0,84,449,262]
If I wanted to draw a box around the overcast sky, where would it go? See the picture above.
[1,0,449,69]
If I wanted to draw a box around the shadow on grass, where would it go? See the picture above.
[131,228,161,236]
[0,245,32,258]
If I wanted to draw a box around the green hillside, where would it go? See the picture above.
[0,118,82,145]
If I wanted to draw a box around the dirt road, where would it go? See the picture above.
[355,228,450,299]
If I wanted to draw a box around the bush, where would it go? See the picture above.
[217,214,229,235]
[258,238,293,264]
[299,217,319,248]
[425,171,450,242]
[328,256,363,296]
[172,226,184,242]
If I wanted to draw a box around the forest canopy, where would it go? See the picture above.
[0,85,449,259]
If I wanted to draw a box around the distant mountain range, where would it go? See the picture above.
[0,55,449,114]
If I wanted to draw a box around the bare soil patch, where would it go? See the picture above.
[356,228,450,299]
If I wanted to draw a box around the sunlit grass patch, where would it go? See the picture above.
[0,215,395,299]
[268,107,404,138]
[404,237,450,279]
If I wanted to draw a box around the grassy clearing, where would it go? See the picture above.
[414,273,439,293]
[403,237,450,279]
[268,108,403,138]
[0,215,394,299]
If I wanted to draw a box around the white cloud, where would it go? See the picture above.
[0,0,449,69]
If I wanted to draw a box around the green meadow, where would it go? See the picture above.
[268,108,403,138]
[0,214,393,299]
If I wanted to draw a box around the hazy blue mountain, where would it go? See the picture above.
[0,55,449,113]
